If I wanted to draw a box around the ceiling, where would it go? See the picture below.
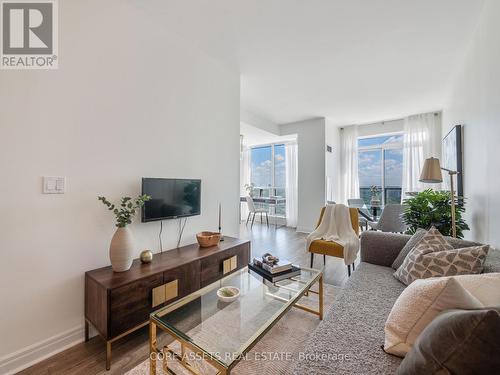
[139,0,485,125]
[241,122,296,146]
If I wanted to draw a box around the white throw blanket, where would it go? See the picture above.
[306,204,360,266]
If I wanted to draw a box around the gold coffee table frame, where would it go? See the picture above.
[149,267,323,375]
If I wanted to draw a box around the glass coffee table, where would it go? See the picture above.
[149,266,323,374]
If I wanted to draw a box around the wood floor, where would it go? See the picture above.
[239,222,353,286]
[18,223,353,375]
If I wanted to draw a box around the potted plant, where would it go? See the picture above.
[402,189,469,238]
[244,183,255,197]
[370,185,381,206]
[98,195,151,272]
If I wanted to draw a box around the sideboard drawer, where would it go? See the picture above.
[200,245,249,287]
[163,260,200,302]
[109,273,163,337]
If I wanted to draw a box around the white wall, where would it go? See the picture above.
[240,109,280,135]
[0,1,240,372]
[325,119,341,203]
[442,0,499,249]
[280,118,326,232]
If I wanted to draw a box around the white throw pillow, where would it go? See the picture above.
[384,276,482,357]
[384,273,500,357]
[455,272,500,306]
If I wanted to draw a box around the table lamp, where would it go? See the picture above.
[419,157,458,238]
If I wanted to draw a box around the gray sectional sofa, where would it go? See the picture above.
[293,231,500,374]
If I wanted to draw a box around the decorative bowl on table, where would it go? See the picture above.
[217,286,240,303]
[196,231,221,248]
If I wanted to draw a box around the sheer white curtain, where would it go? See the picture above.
[339,125,360,204]
[401,112,442,198]
[285,142,298,228]
[240,147,251,220]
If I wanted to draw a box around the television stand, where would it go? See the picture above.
[85,236,250,370]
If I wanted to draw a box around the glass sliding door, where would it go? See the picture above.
[384,148,403,203]
[358,134,403,205]
[358,149,382,205]
[249,143,287,217]
[250,146,272,197]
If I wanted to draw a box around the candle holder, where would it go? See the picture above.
[218,203,225,241]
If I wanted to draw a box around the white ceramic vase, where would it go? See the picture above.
[370,195,381,207]
[109,227,135,272]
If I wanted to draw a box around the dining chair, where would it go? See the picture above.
[347,198,370,231]
[246,196,269,228]
[367,204,407,232]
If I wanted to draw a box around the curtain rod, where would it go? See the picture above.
[340,111,441,129]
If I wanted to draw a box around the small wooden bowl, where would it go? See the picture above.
[196,231,221,247]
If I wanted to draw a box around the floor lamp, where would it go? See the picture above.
[419,157,458,238]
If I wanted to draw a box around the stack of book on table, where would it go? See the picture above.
[249,254,301,283]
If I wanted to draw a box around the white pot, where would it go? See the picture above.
[109,227,135,272]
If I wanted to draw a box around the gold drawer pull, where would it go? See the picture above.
[152,285,165,308]
[164,280,178,302]
[223,255,238,275]
[152,280,179,308]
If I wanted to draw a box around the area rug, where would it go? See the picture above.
[126,284,340,375]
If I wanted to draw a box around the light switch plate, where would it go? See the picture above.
[43,176,65,194]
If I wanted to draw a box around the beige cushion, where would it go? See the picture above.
[455,272,500,306]
[394,227,453,285]
[385,273,500,357]
[384,277,482,357]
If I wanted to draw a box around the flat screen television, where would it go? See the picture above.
[141,178,201,222]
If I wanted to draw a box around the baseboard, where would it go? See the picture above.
[0,325,84,375]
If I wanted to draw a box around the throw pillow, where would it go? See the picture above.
[414,245,489,279]
[394,227,453,285]
[455,272,500,306]
[396,309,500,375]
[391,229,427,270]
[483,247,500,274]
[384,276,482,357]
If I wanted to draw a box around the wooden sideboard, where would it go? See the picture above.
[85,237,251,370]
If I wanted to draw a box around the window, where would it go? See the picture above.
[250,144,286,216]
[358,135,403,205]
[250,146,272,191]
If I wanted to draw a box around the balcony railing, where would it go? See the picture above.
[360,186,402,205]
[248,187,286,217]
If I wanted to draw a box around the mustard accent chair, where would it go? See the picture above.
[308,206,360,276]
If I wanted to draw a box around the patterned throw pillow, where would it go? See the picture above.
[414,245,489,278]
[394,227,453,285]
[391,229,427,270]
